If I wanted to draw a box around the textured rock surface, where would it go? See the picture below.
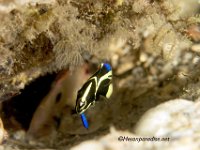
[72,99,200,150]
[0,0,200,149]
[0,0,199,101]
[135,99,200,140]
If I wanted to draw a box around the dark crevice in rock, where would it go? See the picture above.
[1,73,57,130]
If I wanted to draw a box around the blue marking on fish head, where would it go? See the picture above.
[80,113,89,129]
[103,63,112,71]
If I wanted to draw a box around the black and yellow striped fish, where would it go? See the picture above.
[75,63,113,114]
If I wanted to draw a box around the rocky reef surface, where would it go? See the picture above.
[0,0,200,149]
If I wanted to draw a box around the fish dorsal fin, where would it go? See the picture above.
[103,63,112,71]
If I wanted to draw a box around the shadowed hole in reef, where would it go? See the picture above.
[1,73,58,130]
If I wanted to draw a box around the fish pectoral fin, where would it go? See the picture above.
[96,95,107,101]
[90,101,95,107]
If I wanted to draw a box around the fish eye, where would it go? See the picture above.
[80,101,85,107]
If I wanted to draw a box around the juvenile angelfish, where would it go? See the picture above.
[75,63,113,114]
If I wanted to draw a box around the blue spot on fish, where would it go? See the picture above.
[80,113,89,129]
[103,63,112,71]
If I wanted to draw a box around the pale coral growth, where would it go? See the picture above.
[15,0,56,6]
[0,47,14,77]
[53,40,84,70]
[160,0,199,21]
[0,0,56,13]
[50,3,98,70]
[11,69,42,90]
[137,16,191,60]
[132,0,150,13]
[187,15,200,25]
